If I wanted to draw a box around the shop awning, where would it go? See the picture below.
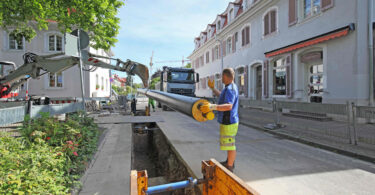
[265,23,355,58]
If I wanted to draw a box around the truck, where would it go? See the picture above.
[155,66,199,110]
[159,66,199,97]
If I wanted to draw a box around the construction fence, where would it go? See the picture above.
[239,99,375,147]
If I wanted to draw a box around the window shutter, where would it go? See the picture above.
[232,34,236,52]
[264,13,270,35]
[286,54,293,98]
[242,29,245,46]
[245,26,250,45]
[321,0,334,11]
[244,66,249,98]
[289,0,297,26]
[270,10,276,33]
[212,48,215,61]
[222,40,226,56]
[263,60,269,98]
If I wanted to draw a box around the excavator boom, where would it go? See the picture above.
[0,52,149,98]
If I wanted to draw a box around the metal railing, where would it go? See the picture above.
[239,99,375,147]
[0,102,84,127]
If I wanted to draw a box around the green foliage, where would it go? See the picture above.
[112,85,136,95]
[0,0,124,50]
[0,112,99,193]
[150,77,160,90]
[133,83,142,89]
[184,63,192,68]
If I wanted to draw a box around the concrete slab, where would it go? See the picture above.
[79,123,132,195]
[154,111,375,195]
[94,115,164,124]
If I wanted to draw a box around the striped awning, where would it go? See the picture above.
[265,23,355,58]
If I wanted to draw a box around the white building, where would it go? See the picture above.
[189,0,375,106]
[0,22,112,98]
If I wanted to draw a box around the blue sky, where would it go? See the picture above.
[111,0,232,83]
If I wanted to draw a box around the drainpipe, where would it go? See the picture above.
[369,0,374,106]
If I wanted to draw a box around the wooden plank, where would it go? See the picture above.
[207,159,260,195]
[130,170,138,195]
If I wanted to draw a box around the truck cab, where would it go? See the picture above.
[160,66,199,97]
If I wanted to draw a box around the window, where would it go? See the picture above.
[217,21,221,31]
[48,35,62,51]
[200,55,204,66]
[263,9,277,36]
[236,67,246,95]
[9,34,23,50]
[227,37,232,54]
[49,72,63,88]
[101,77,104,90]
[273,58,287,95]
[303,0,321,18]
[96,74,99,89]
[241,26,250,46]
[215,46,219,60]
[168,72,195,82]
[229,9,234,22]
[308,64,324,102]
[206,52,210,63]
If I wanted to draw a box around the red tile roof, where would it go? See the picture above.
[236,6,243,17]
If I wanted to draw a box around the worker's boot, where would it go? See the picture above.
[226,165,234,173]
[220,159,235,172]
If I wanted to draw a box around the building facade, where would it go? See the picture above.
[0,22,112,98]
[189,0,375,106]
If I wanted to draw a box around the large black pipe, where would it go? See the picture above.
[138,89,213,122]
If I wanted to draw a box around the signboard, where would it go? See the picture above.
[301,51,322,63]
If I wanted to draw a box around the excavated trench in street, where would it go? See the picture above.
[131,121,201,195]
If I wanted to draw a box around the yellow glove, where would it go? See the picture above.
[207,79,215,89]
[200,102,217,113]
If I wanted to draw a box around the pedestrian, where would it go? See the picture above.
[200,68,239,172]
[131,97,137,115]
[148,98,155,112]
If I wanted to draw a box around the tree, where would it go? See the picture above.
[149,77,160,89]
[0,0,124,50]
[184,63,192,68]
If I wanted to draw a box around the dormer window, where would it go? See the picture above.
[229,9,234,22]
[217,21,221,31]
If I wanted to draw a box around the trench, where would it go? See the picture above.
[131,122,201,195]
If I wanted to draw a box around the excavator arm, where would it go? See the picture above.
[0,52,149,98]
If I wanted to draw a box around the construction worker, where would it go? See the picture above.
[200,68,239,172]
[131,97,137,115]
[148,98,155,112]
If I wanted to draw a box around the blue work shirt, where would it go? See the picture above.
[217,83,239,125]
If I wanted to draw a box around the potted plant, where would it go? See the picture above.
[96,84,100,90]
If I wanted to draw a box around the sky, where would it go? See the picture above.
[111,0,233,83]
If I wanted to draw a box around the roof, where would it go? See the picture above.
[265,24,355,58]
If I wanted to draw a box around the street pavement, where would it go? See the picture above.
[239,108,375,161]
[154,110,375,195]
[79,123,132,195]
